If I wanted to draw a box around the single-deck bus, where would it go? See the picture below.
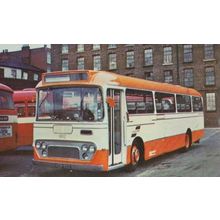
[13,89,36,147]
[33,70,204,171]
[0,83,17,152]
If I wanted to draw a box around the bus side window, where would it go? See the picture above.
[176,95,191,112]
[155,92,176,113]
[126,89,154,114]
[15,103,26,117]
[28,105,36,117]
[192,96,203,112]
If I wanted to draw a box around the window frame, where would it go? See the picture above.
[108,53,117,70]
[206,93,216,112]
[126,89,155,115]
[205,66,215,86]
[126,51,135,68]
[61,59,69,71]
[77,57,85,70]
[183,44,193,63]
[164,70,173,84]
[183,68,194,88]
[204,44,215,60]
[163,46,173,65]
[144,48,153,66]
[155,92,176,113]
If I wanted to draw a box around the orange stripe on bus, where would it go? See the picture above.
[34,148,109,171]
[127,129,204,164]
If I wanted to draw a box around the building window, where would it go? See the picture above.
[144,48,153,66]
[145,72,154,81]
[77,44,84,52]
[184,45,193,63]
[77,57,85,70]
[93,44,100,50]
[206,93,216,111]
[126,51,135,68]
[62,44,69,54]
[22,72,28,80]
[163,46,172,64]
[205,67,215,86]
[93,55,101,70]
[108,44,117,49]
[47,51,51,64]
[164,70,173,83]
[34,74,39,81]
[204,44,214,60]
[16,70,22,79]
[183,69,194,87]
[62,59,69,71]
[11,69,17,78]
[109,53,117,70]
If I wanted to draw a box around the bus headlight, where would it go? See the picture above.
[41,142,47,150]
[89,145,96,153]
[82,153,89,160]
[81,145,89,152]
[42,150,47,157]
[36,142,41,149]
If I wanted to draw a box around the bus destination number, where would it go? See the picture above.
[0,125,12,138]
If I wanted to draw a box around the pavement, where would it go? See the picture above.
[0,128,220,177]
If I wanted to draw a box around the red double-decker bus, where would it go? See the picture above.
[13,89,36,147]
[0,83,17,152]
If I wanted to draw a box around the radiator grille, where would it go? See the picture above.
[48,146,80,159]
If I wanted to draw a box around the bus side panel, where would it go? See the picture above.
[0,123,17,152]
[17,118,34,147]
[192,129,204,143]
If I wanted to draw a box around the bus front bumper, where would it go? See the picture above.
[32,159,104,172]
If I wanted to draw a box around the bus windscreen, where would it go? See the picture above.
[37,87,104,121]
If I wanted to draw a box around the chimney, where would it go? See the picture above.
[21,44,31,64]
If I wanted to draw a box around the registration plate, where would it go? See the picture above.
[0,125,12,138]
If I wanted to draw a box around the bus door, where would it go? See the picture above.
[107,89,124,166]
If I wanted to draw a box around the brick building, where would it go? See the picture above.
[0,45,51,90]
[51,44,220,127]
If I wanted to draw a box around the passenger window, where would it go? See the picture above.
[126,89,154,114]
[28,104,36,117]
[15,103,26,117]
[176,95,191,112]
[192,96,203,112]
[155,92,175,113]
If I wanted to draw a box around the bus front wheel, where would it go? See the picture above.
[126,144,141,172]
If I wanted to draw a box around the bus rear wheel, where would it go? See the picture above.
[183,132,192,152]
[126,144,141,172]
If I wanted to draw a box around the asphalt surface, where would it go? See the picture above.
[0,128,220,177]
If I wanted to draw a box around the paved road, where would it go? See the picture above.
[0,128,220,177]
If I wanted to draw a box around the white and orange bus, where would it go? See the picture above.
[33,70,204,171]
[0,83,17,152]
[13,89,36,147]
